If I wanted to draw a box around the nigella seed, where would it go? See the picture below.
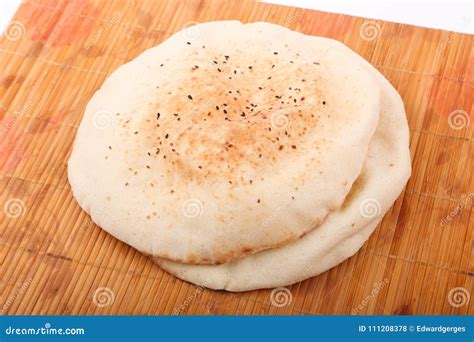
[186,41,191,45]
[322,101,326,105]
[165,133,169,139]
[217,68,222,72]
[187,94,193,100]
[273,52,278,55]
[156,112,161,119]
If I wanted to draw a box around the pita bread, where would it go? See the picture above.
[68,21,380,264]
[155,34,411,291]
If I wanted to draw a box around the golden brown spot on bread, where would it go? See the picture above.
[127,47,331,186]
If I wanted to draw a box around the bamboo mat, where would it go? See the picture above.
[0,0,473,315]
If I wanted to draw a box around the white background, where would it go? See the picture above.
[0,0,473,35]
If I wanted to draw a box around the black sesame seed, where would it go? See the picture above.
[186,41,191,45]
[187,94,193,100]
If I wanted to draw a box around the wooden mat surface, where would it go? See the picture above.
[0,0,473,315]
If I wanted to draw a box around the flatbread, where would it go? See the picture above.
[68,21,380,264]
[155,33,411,291]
